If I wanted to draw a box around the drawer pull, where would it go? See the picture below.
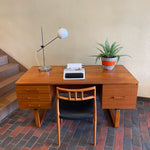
[29,104,41,108]
[112,96,125,100]
[25,89,39,93]
[27,97,40,100]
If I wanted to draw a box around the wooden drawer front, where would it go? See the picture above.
[17,93,51,102]
[18,101,52,109]
[15,85,50,94]
[102,84,138,109]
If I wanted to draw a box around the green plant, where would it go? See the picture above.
[92,39,131,63]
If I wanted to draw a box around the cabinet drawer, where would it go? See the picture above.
[15,85,50,94]
[18,101,52,109]
[17,93,51,102]
[102,84,138,109]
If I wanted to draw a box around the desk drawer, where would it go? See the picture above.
[18,101,52,109]
[102,84,138,109]
[17,93,51,102]
[15,85,50,94]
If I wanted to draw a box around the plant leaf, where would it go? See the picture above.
[95,53,104,63]
[96,47,105,55]
[105,39,110,55]
[113,47,123,55]
[97,43,108,57]
[93,39,131,64]
[110,42,117,54]
[116,56,120,63]
[115,54,132,58]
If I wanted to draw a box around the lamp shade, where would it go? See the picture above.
[57,28,68,39]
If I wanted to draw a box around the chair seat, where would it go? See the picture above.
[59,99,94,120]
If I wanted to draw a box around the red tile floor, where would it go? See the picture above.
[0,97,150,150]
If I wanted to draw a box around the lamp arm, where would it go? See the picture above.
[37,36,58,52]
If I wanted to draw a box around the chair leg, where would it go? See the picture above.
[93,117,97,146]
[60,118,63,124]
[57,116,61,146]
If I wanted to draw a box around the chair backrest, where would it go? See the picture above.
[56,86,96,101]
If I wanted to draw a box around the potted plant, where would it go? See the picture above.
[92,39,130,70]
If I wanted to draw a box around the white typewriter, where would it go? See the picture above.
[63,63,85,80]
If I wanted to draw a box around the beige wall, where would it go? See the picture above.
[0,0,150,97]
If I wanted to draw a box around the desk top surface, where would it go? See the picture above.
[15,65,138,85]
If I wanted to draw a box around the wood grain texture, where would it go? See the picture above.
[102,84,138,109]
[109,109,120,128]
[16,85,55,109]
[15,65,138,85]
[34,109,41,127]
[33,109,47,128]
[15,85,50,93]
[15,65,138,128]
[18,101,52,109]
[115,109,120,128]
[16,93,51,102]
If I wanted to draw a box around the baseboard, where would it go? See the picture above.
[137,96,150,102]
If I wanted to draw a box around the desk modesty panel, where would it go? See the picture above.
[15,65,138,127]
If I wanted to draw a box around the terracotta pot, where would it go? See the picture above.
[101,57,117,70]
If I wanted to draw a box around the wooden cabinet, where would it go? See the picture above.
[16,85,55,109]
[102,84,138,109]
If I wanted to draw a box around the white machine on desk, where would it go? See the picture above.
[63,63,85,80]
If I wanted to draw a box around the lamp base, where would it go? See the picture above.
[38,66,51,72]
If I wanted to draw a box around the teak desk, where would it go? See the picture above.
[15,65,138,128]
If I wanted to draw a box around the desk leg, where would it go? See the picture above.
[109,109,120,128]
[34,109,46,127]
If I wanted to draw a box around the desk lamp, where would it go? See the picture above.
[37,27,68,72]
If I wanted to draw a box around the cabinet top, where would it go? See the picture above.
[16,65,138,85]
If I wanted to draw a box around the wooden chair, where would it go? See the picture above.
[56,86,97,146]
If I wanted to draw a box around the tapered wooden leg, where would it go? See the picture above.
[34,109,40,127]
[57,116,60,146]
[56,97,60,146]
[115,109,120,128]
[109,109,120,128]
[93,94,97,146]
[34,109,46,127]
[93,117,97,146]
